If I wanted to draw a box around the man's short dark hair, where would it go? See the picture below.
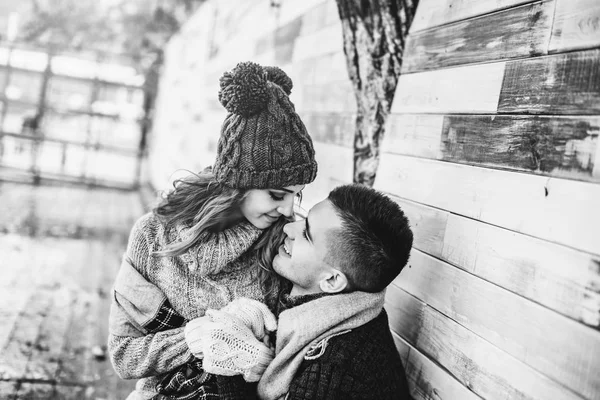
[326,184,413,292]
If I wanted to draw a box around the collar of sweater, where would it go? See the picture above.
[278,292,331,314]
[257,290,386,400]
[172,221,263,275]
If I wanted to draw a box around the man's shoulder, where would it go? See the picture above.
[304,310,402,367]
[291,310,411,399]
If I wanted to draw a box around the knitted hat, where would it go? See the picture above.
[213,61,318,189]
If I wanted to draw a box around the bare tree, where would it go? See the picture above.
[336,0,419,186]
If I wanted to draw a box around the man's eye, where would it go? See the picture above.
[269,192,284,201]
[302,228,309,241]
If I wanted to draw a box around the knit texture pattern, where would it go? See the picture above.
[288,310,411,400]
[201,310,274,382]
[257,290,386,400]
[213,61,317,189]
[108,212,266,399]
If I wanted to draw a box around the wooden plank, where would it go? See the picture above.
[292,52,347,85]
[391,62,505,113]
[394,334,483,400]
[396,250,600,399]
[409,0,535,33]
[386,285,585,400]
[549,0,600,53]
[374,154,600,255]
[402,1,553,73]
[292,23,343,62]
[297,81,356,113]
[302,142,353,209]
[394,197,448,257]
[391,195,600,329]
[384,114,600,183]
[300,112,355,147]
[391,331,410,365]
[499,49,600,114]
[384,114,445,159]
[441,213,600,329]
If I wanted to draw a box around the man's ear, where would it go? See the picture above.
[319,269,348,293]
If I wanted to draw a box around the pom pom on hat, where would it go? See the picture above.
[264,66,293,95]
[218,62,269,117]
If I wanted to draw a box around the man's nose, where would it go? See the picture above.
[283,220,301,237]
[277,196,294,217]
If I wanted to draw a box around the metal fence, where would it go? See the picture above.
[0,43,146,189]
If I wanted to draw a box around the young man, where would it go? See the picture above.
[186,184,413,399]
[258,183,414,399]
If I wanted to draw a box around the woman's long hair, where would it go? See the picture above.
[153,169,286,302]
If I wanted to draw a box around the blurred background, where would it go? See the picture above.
[1,0,600,399]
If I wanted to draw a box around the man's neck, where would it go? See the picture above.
[290,286,321,297]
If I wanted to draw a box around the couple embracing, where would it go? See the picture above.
[108,61,413,400]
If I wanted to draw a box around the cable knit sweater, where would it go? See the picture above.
[108,212,267,400]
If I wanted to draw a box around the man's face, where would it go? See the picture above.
[272,199,343,295]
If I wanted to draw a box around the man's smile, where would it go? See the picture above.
[283,242,292,256]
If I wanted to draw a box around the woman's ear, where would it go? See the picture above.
[319,269,349,294]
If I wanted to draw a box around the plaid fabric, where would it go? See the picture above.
[143,299,187,334]
[144,301,220,400]
[154,359,220,400]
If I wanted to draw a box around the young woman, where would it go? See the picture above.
[108,61,318,400]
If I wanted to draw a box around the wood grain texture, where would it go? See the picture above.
[387,284,585,400]
[300,112,355,147]
[302,142,353,209]
[409,0,536,32]
[550,0,600,52]
[391,195,600,329]
[392,332,484,400]
[292,23,344,62]
[499,49,600,114]
[292,52,347,85]
[402,1,553,73]
[296,81,356,113]
[374,154,600,255]
[397,250,600,399]
[384,114,600,182]
[391,62,505,113]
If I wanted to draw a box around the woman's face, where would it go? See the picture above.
[240,184,305,229]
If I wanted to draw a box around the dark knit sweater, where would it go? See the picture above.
[286,310,411,400]
[276,293,412,400]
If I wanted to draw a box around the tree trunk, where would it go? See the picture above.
[336,0,418,186]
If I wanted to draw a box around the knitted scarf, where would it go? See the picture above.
[257,290,386,400]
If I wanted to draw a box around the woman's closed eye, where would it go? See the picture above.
[269,191,285,201]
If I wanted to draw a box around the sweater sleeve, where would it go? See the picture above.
[107,214,193,379]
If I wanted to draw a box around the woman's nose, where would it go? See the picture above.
[277,196,294,217]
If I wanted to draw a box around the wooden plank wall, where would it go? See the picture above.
[374,0,600,399]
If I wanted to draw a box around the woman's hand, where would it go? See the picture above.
[220,298,277,341]
[184,298,278,382]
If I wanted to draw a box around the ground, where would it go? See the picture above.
[0,181,147,399]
